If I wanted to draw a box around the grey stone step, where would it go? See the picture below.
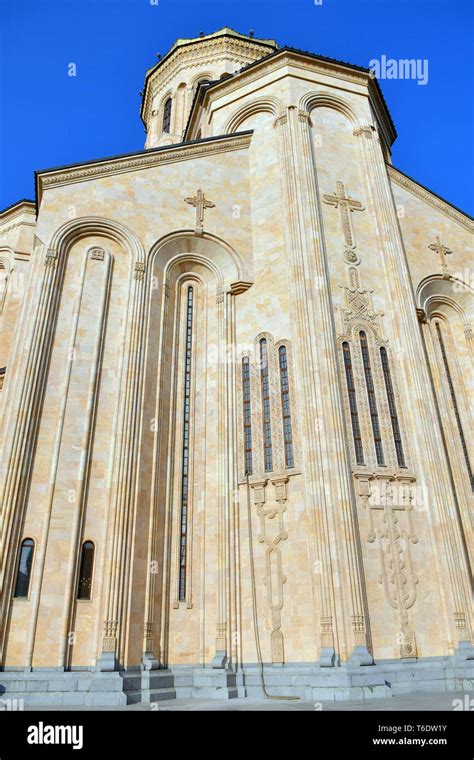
[142,673,174,689]
[127,688,177,705]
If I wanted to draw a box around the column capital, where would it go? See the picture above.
[353,125,375,139]
[44,248,57,268]
[416,307,427,324]
[298,110,313,126]
[273,113,288,129]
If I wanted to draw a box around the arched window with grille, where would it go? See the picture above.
[14,538,34,598]
[242,356,253,475]
[162,97,172,133]
[360,331,384,466]
[278,346,294,468]
[259,338,273,472]
[342,342,364,465]
[179,286,194,601]
[77,541,95,600]
[380,347,406,468]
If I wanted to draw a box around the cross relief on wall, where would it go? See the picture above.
[428,236,452,279]
[323,180,365,265]
[184,188,215,236]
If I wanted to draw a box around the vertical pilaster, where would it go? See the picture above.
[99,260,147,671]
[212,287,233,668]
[274,106,372,665]
[141,280,169,672]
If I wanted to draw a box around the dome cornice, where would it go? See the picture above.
[140,29,278,126]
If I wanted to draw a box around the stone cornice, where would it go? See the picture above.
[0,200,36,223]
[35,132,253,203]
[0,201,37,236]
[387,165,473,233]
[0,220,36,237]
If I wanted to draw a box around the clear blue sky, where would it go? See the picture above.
[1,0,473,214]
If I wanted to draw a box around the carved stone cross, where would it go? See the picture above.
[428,236,452,277]
[322,181,365,249]
[185,189,215,236]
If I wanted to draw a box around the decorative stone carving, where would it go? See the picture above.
[428,236,452,279]
[215,623,227,652]
[134,262,146,281]
[44,248,57,268]
[463,323,473,341]
[144,621,153,647]
[298,110,312,126]
[351,615,368,647]
[251,477,289,665]
[357,475,419,659]
[184,188,215,236]
[353,125,375,139]
[89,246,105,261]
[323,181,365,251]
[340,267,384,339]
[344,249,360,265]
[102,620,118,652]
[320,616,334,649]
[454,611,469,638]
[416,308,427,324]
[273,114,288,129]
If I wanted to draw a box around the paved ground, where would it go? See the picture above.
[24,691,472,711]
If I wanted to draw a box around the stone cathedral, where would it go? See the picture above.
[0,28,472,706]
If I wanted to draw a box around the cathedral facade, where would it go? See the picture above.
[0,28,472,705]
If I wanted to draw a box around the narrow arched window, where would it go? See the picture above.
[162,97,172,133]
[380,347,406,468]
[242,356,253,475]
[14,538,34,598]
[342,342,364,465]
[179,286,194,601]
[435,322,473,490]
[278,346,294,468]
[77,541,95,600]
[360,332,384,466]
[259,339,273,472]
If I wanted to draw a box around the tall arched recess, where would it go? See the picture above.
[0,215,146,673]
[136,231,252,672]
[416,274,474,567]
